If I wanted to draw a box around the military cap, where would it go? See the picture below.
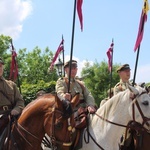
[117,64,130,72]
[64,60,77,68]
[0,57,4,65]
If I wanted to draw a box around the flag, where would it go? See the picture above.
[9,49,18,81]
[134,0,149,51]
[77,0,83,31]
[107,42,114,72]
[50,39,64,70]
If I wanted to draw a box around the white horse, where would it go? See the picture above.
[80,85,150,150]
[42,85,150,150]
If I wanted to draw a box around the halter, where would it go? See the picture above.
[12,106,76,150]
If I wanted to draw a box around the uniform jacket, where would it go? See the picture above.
[0,77,24,114]
[55,77,95,107]
[114,79,131,95]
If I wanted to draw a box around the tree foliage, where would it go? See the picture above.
[1,34,150,106]
[0,35,58,105]
[81,60,120,106]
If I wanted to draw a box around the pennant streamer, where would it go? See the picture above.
[134,0,149,51]
[50,39,64,70]
[9,49,18,81]
[107,42,114,72]
[77,0,83,31]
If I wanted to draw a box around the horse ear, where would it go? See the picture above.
[71,93,80,109]
[128,85,139,96]
[55,94,63,110]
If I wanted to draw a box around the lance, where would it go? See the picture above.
[67,0,77,93]
[62,35,65,77]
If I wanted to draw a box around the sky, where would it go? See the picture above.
[0,0,150,84]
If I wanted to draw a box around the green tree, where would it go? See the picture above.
[0,34,12,54]
[0,34,13,79]
[81,60,120,106]
[0,34,58,105]
[17,46,58,84]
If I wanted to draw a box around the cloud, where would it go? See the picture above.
[0,0,32,39]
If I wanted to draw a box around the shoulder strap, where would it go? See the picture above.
[76,80,85,94]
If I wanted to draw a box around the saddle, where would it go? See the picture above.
[74,107,88,129]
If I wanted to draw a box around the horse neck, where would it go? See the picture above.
[98,93,131,122]
[17,106,46,146]
[87,92,132,149]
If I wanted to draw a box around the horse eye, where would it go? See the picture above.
[142,101,149,106]
[55,122,63,129]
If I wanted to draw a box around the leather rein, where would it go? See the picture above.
[84,91,150,150]
[11,106,75,150]
[47,106,75,150]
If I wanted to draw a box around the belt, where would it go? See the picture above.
[0,105,12,111]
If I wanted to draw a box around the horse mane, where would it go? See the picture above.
[21,93,56,115]
[92,89,130,128]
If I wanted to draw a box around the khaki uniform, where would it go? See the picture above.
[0,77,24,114]
[55,77,95,107]
[114,79,131,95]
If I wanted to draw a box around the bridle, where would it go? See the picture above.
[131,91,150,128]
[9,104,75,150]
[84,91,150,150]
[46,106,76,150]
[11,119,43,149]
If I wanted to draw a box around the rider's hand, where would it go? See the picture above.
[64,93,71,101]
[11,109,20,116]
[130,92,135,99]
[87,105,96,114]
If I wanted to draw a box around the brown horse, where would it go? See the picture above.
[3,93,79,150]
[129,121,150,150]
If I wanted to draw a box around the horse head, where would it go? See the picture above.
[44,93,80,150]
[6,93,79,150]
[80,85,150,150]
[128,85,150,129]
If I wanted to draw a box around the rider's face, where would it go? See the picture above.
[65,66,78,78]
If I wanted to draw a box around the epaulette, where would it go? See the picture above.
[115,82,121,87]
[115,82,123,91]
[58,77,64,81]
